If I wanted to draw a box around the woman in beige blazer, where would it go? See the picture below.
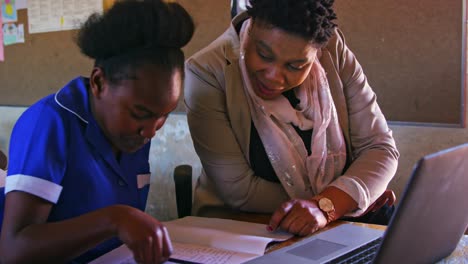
[185,0,399,236]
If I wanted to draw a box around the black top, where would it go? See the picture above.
[249,89,313,183]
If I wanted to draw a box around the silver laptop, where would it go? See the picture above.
[246,143,468,264]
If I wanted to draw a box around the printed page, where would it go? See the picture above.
[170,242,258,264]
[27,0,103,33]
[164,217,292,256]
[165,216,291,241]
[90,216,293,264]
[88,245,183,264]
[165,224,279,256]
[90,242,258,264]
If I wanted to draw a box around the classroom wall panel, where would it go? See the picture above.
[0,1,230,113]
[0,1,465,125]
[334,0,466,126]
[0,9,93,106]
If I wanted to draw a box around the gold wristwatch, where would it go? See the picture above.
[312,196,336,223]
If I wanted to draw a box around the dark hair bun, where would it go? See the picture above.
[77,0,194,60]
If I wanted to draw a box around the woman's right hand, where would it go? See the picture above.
[268,199,328,236]
[111,205,173,264]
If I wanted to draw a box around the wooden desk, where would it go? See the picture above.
[198,208,468,262]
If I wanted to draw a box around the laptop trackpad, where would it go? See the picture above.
[287,239,346,260]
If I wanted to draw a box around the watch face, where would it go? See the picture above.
[319,198,334,212]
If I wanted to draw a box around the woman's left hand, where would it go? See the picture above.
[268,199,328,236]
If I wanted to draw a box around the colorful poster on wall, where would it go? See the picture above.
[3,23,24,45]
[1,0,17,23]
[28,0,103,34]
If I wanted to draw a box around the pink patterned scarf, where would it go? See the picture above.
[239,19,347,199]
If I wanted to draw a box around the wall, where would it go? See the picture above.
[145,114,202,220]
[334,1,465,125]
[389,125,468,200]
[0,106,26,152]
[0,0,230,113]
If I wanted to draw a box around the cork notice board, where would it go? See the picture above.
[1,1,465,126]
[0,1,230,112]
[334,0,467,126]
[0,9,94,106]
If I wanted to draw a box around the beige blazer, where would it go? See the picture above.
[184,13,399,216]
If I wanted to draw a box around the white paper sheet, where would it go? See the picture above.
[27,0,102,33]
[164,217,291,256]
[170,242,258,264]
[90,216,293,264]
[3,23,24,45]
[0,4,4,62]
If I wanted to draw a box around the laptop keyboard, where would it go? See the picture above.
[326,237,383,264]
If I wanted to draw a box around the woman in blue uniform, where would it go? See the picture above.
[0,0,194,263]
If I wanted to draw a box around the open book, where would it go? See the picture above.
[90,216,293,264]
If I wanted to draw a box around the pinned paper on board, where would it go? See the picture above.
[0,4,4,62]
[3,23,24,45]
[27,0,103,34]
[1,0,17,23]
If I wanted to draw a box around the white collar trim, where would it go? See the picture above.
[54,87,89,124]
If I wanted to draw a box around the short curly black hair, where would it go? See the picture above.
[76,0,194,84]
[247,0,337,46]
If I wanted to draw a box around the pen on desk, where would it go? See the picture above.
[167,258,202,264]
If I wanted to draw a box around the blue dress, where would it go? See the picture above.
[0,77,151,263]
